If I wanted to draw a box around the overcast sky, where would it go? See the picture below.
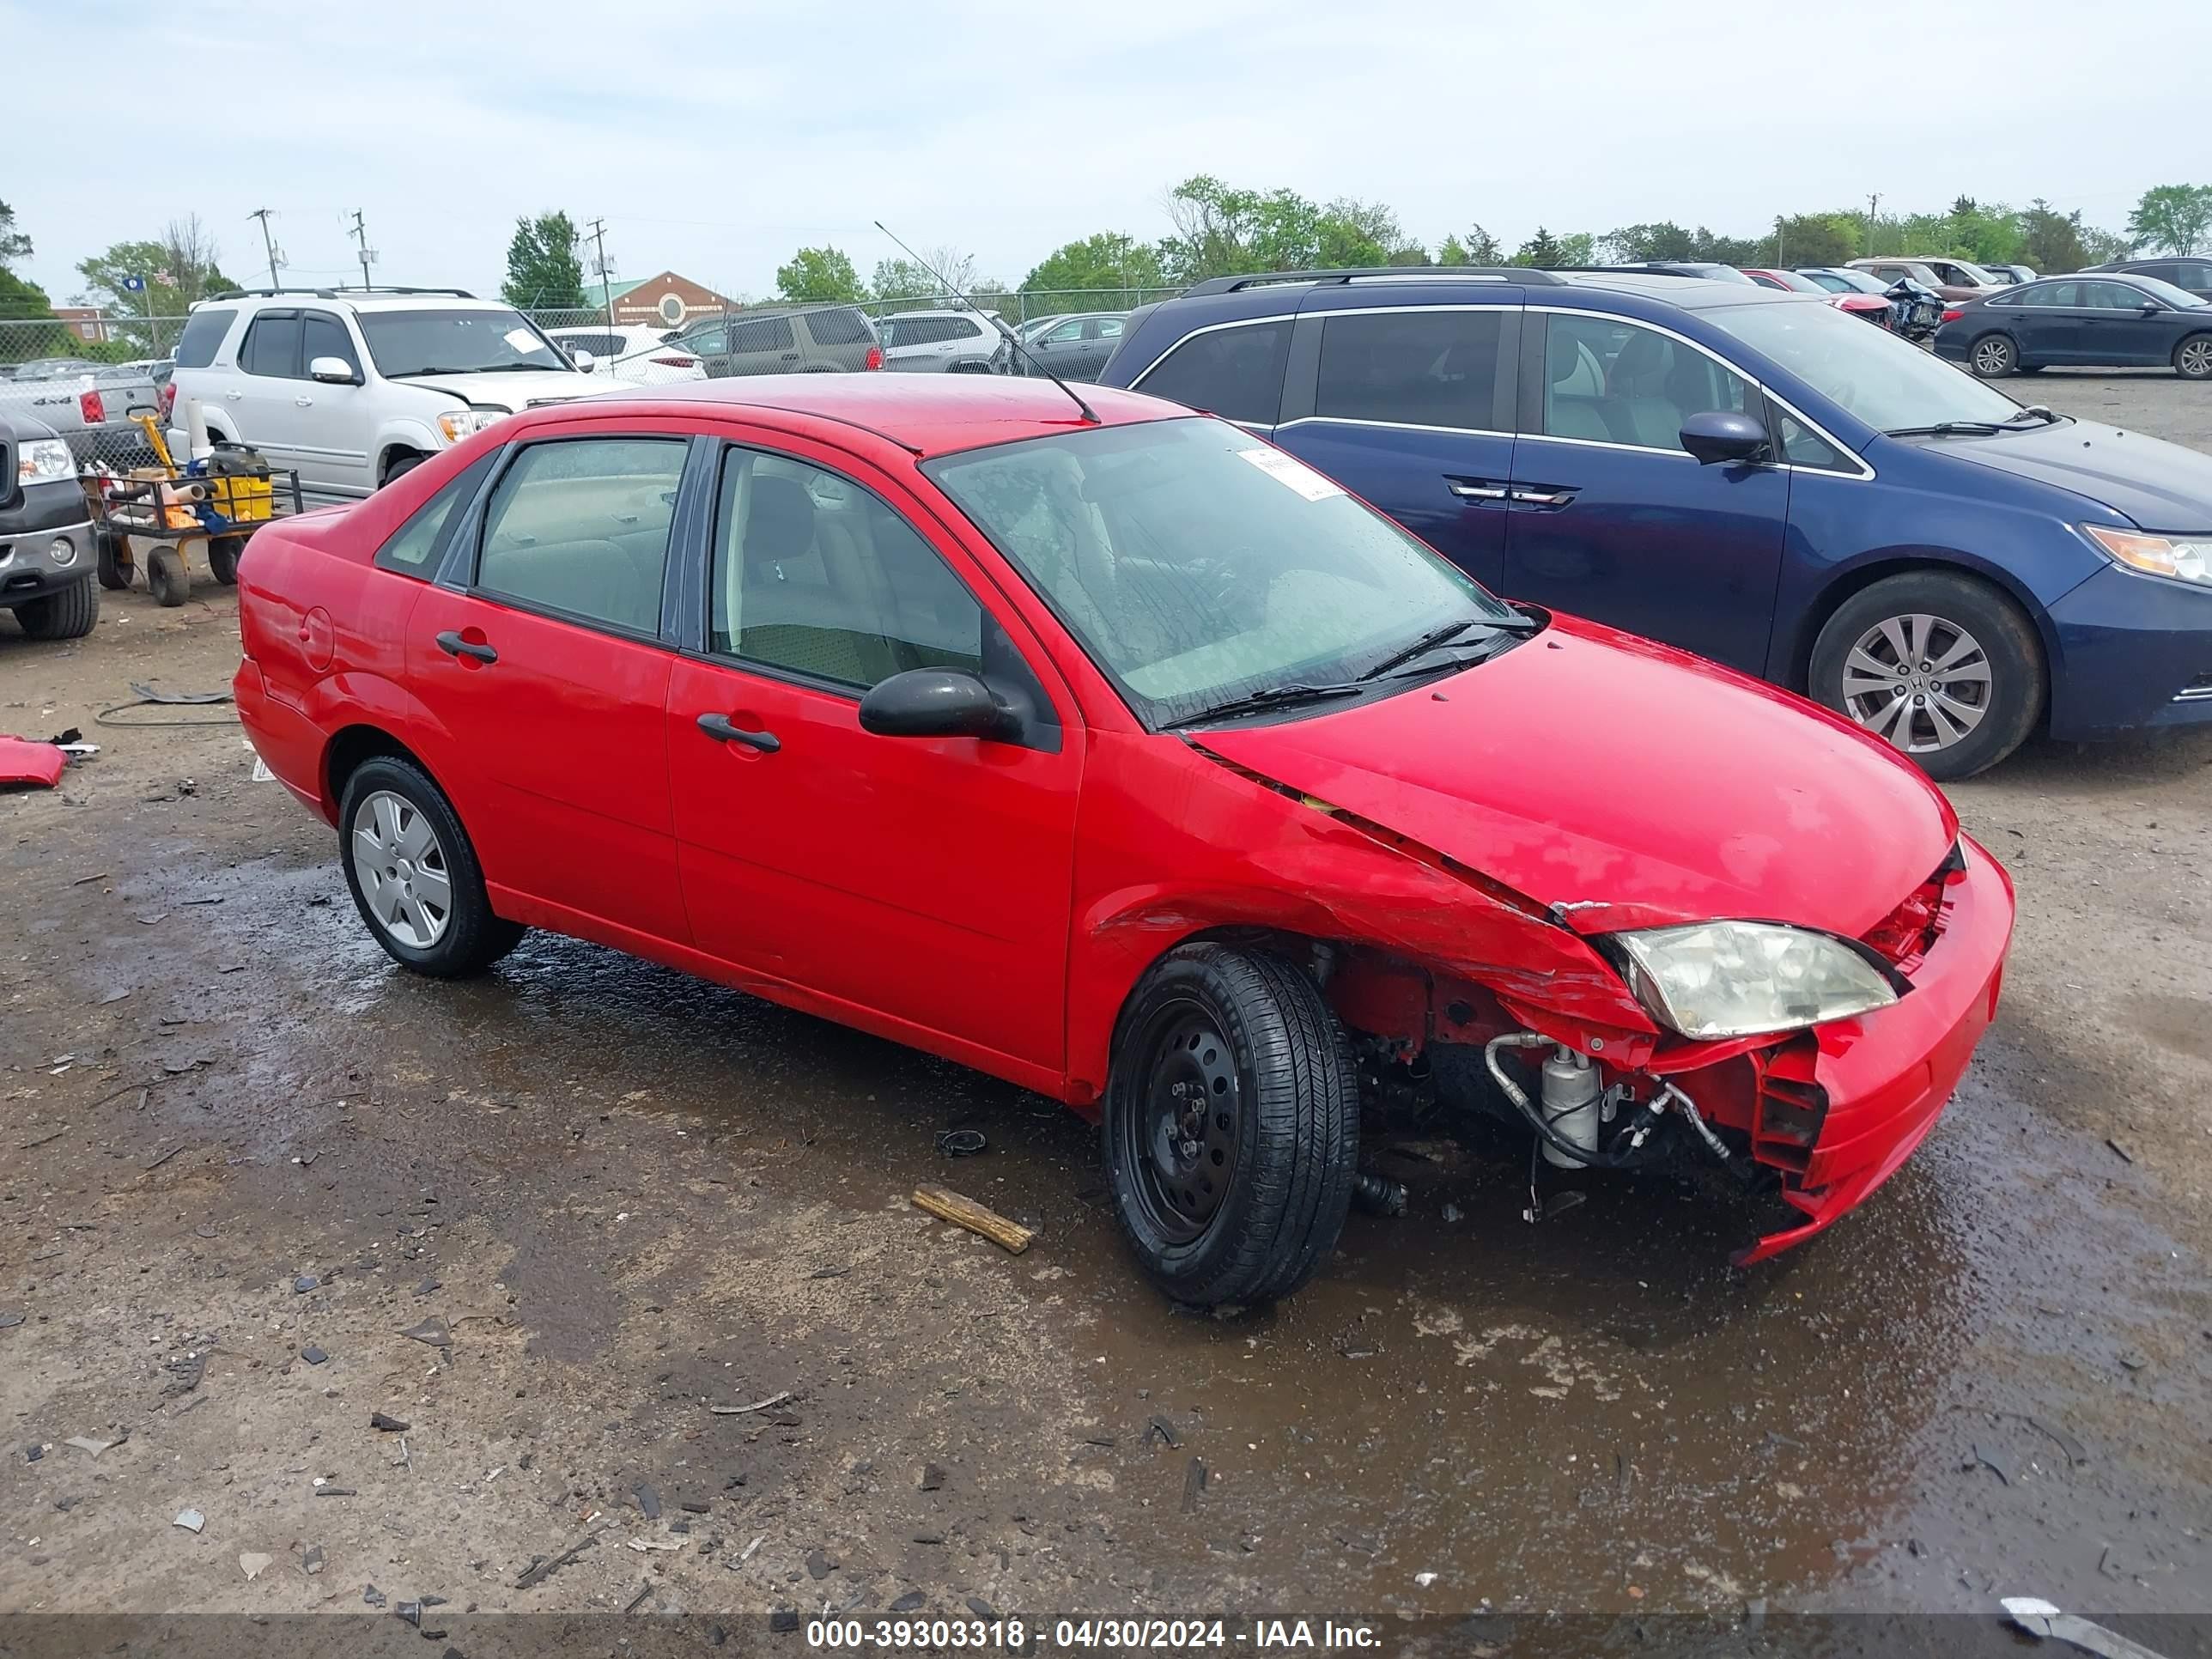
[8,0,2199,306]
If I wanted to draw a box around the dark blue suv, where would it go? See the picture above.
[1097,268,2212,778]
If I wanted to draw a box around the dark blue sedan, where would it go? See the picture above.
[1936,271,2212,380]
[1099,268,2212,777]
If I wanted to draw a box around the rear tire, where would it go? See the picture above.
[146,544,190,607]
[1104,943,1358,1306]
[337,755,524,977]
[207,535,244,585]
[2175,333,2212,381]
[14,575,100,641]
[1808,570,2044,781]
[1968,333,2016,378]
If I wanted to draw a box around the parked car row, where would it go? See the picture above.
[1935,269,2212,380]
[1091,264,2212,778]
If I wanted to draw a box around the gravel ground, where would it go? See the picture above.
[2,375,2208,1642]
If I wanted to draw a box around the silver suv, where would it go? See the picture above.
[878,310,1010,374]
[166,287,609,500]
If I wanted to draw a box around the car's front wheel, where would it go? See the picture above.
[338,755,524,976]
[13,574,100,640]
[1808,571,2044,781]
[1968,333,2016,378]
[2175,333,2212,381]
[1104,943,1358,1306]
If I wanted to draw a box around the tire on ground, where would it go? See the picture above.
[1808,568,2045,781]
[13,574,100,640]
[1104,942,1358,1306]
[337,753,525,978]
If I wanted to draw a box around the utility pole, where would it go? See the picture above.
[586,217,614,331]
[248,208,281,288]
[1866,192,1881,257]
[349,210,376,290]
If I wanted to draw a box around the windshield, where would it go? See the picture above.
[2130,274,2209,309]
[924,418,1520,727]
[1947,260,1998,285]
[1813,269,1887,295]
[356,309,574,377]
[1706,300,2021,434]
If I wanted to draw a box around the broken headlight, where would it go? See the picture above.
[1609,921,1899,1040]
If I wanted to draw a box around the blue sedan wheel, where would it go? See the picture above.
[1970,334,2017,378]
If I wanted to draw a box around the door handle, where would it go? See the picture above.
[1509,488,1577,507]
[224,389,242,399]
[1446,479,1509,501]
[434,630,498,664]
[779,351,800,361]
[696,712,781,752]
[294,396,313,407]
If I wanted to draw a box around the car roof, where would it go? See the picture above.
[1551,271,1795,310]
[526,372,1174,459]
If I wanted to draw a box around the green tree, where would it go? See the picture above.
[1022,232,1164,295]
[76,216,238,315]
[1437,223,1504,265]
[2017,198,2090,273]
[1511,227,1563,267]
[501,210,586,309]
[0,200,31,270]
[2127,184,2212,256]
[870,258,942,303]
[1601,221,1698,262]
[775,246,863,303]
[1158,175,1326,282]
[1772,213,1858,266]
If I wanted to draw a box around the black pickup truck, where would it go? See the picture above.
[2,409,100,639]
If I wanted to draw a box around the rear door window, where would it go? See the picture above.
[175,307,236,368]
[472,438,690,635]
[240,311,303,378]
[1134,321,1291,425]
[1315,308,1504,430]
[730,316,797,354]
[802,307,872,346]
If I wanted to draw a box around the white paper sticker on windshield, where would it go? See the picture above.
[1237,445,1343,501]
[503,327,542,355]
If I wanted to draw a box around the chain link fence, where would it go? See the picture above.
[2,313,173,471]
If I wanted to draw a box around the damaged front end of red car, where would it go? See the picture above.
[1191,750,2014,1265]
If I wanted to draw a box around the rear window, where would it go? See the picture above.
[175,307,236,368]
[1315,309,1504,431]
[1134,322,1291,425]
[802,307,872,346]
[731,316,798,354]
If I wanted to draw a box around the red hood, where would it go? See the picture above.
[1199,616,1958,938]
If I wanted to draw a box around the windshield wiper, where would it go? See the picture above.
[1169,682,1366,728]
[1887,407,2060,438]
[1355,611,1541,683]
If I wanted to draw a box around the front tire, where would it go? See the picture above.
[2175,333,2212,381]
[14,575,100,640]
[337,755,524,976]
[381,453,425,488]
[1808,570,2044,781]
[1104,944,1357,1306]
[1968,333,2016,378]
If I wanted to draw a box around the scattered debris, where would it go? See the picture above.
[2105,1139,2135,1164]
[25,1444,42,1463]
[0,1311,23,1330]
[1969,1443,2015,1486]
[920,1464,946,1492]
[1440,1203,1463,1223]
[414,1276,441,1297]
[239,1552,272,1581]
[626,1583,655,1613]
[363,1584,386,1607]
[18,1127,67,1150]
[2098,1546,2121,1581]
[516,1522,607,1589]
[400,1317,451,1348]
[1144,1416,1182,1449]
[966,1597,999,1620]
[808,1265,849,1279]
[627,1538,684,1554]
[738,1536,763,1564]
[302,1545,325,1576]
[910,1184,1033,1253]
[173,1508,205,1533]
[936,1128,988,1158]
[63,1433,122,1459]
[293,1274,320,1295]
[635,1484,661,1520]
[141,1144,187,1173]
[2017,1415,2087,1467]
[708,1391,793,1416]
[806,1549,833,1580]
[301,1346,329,1366]
[369,1412,410,1433]
[1349,1171,1407,1217]
[1415,1571,1438,1588]
[890,1591,926,1613]
[314,1486,356,1498]
[2002,1595,2175,1659]
[1182,1457,1207,1512]
[769,1611,800,1633]
[2118,1349,2148,1372]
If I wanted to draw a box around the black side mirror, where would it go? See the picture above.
[1680,410,1770,465]
[2141,301,2161,315]
[859,668,1021,742]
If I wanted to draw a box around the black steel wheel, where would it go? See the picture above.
[207,535,244,585]
[146,545,190,607]
[1105,943,1357,1306]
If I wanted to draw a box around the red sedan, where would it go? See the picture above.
[234,376,2012,1304]
[1741,267,1893,325]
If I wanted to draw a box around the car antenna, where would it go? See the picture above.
[873,220,1100,425]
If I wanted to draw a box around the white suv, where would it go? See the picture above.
[166,288,611,500]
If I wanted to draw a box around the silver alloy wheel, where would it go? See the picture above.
[1972,337,2013,375]
[350,789,453,949]
[2180,337,2212,377]
[1839,613,1994,753]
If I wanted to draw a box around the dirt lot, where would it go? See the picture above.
[3,374,2209,1640]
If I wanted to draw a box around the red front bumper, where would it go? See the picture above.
[1735,834,2013,1265]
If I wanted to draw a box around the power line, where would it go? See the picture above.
[247,208,282,287]
[349,210,375,289]
[586,216,614,330]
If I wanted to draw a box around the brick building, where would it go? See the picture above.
[580,271,735,330]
